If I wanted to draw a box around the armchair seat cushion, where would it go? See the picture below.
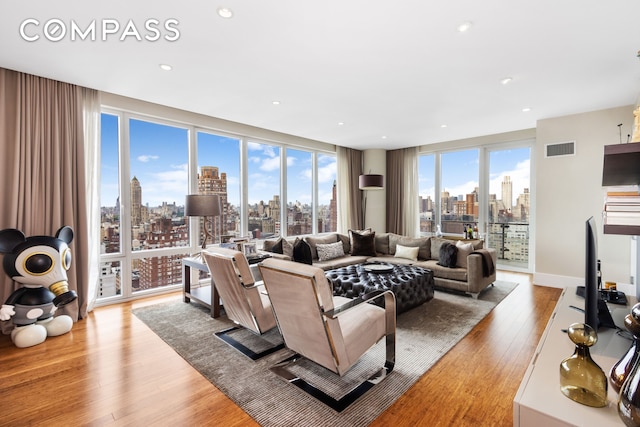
[336,299,386,365]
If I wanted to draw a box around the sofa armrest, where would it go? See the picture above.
[466,248,497,294]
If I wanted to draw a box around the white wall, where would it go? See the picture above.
[362,149,386,232]
[534,105,636,288]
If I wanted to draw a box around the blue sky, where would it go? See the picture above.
[100,114,337,208]
[419,147,531,205]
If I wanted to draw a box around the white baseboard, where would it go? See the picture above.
[534,272,638,301]
[533,272,582,289]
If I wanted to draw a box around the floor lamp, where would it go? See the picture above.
[185,194,221,250]
[359,174,384,228]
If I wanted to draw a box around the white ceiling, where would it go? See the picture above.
[1,1,640,150]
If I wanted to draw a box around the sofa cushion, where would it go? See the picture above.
[395,244,419,261]
[389,234,430,260]
[455,240,473,268]
[437,242,458,268]
[375,232,390,255]
[349,230,377,257]
[316,241,345,262]
[421,260,468,282]
[262,238,279,252]
[292,238,313,264]
[271,238,284,254]
[282,238,294,258]
[337,233,351,255]
[305,234,338,260]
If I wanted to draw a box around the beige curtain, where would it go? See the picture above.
[386,147,419,236]
[336,147,363,232]
[0,68,98,329]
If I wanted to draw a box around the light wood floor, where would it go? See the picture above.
[0,272,561,426]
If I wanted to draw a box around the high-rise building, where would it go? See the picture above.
[197,166,228,243]
[501,176,513,213]
[131,176,142,226]
[329,180,337,232]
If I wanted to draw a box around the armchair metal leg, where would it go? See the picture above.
[215,327,285,360]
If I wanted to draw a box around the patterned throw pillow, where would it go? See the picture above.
[316,241,345,262]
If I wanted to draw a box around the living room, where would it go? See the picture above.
[1,2,640,426]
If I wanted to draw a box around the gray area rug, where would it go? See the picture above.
[133,281,517,426]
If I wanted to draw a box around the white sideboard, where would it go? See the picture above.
[513,286,636,426]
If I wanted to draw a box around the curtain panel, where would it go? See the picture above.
[386,147,418,236]
[0,68,98,330]
[336,147,363,232]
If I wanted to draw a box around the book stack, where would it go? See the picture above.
[603,185,640,226]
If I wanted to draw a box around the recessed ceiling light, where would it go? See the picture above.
[381,136,387,139]
[338,122,344,126]
[522,107,532,112]
[441,124,448,128]
[457,21,473,32]
[272,100,281,105]
[500,77,513,85]
[217,7,234,18]
[159,64,172,71]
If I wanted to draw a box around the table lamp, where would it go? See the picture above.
[185,194,221,249]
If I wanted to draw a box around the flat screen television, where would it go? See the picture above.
[581,216,616,330]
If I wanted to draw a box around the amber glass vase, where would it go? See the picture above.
[559,323,608,407]
[611,304,640,392]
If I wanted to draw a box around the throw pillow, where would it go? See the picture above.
[305,234,338,260]
[316,241,345,262]
[292,238,313,265]
[337,233,351,254]
[282,238,294,258]
[455,240,473,268]
[438,242,458,268]
[394,244,419,261]
[389,234,430,260]
[349,230,377,257]
[271,238,284,254]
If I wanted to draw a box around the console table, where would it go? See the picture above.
[513,286,635,426]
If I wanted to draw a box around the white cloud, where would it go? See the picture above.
[138,154,159,163]
[318,161,337,183]
[261,156,281,171]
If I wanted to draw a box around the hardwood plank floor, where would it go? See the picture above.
[0,272,560,426]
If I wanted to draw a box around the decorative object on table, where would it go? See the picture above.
[358,172,384,227]
[559,322,608,407]
[435,224,443,237]
[242,242,257,257]
[610,303,640,392]
[618,303,640,426]
[0,226,77,348]
[185,194,221,249]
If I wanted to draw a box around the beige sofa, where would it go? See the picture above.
[261,232,497,298]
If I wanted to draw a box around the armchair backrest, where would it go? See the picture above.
[258,258,343,372]
[202,247,275,334]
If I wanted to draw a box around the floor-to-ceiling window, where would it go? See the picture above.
[419,142,532,271]
[98,110,337,303]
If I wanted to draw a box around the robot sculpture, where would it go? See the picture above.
[0,226,77,348]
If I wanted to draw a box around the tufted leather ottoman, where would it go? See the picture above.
[326,263,435,314]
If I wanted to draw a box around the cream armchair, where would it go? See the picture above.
[258,258,396,411]
[201,247,284,360]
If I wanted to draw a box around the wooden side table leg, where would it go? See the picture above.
[212,283,220,318]
[183,264,191,303]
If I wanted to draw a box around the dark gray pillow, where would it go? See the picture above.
[437,242,458,268]
[271,238,284,254]
[349,230,377,257]
[293,238,313,265]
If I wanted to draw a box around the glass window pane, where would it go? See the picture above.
[197,132,241,243]
[318,153,337,233]
[247,141,281,239]
[99,260,121,297]
[286,148,313,236]
[418,154,435,235]
[441,149,479,235]
[488,147,531,268]
[129,118,189,251]
[132,255,184,292]
[100,113,121,254]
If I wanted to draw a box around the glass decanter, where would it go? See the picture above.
[618,303,640,426]
[611,303,640,392]
[559,322,608,407]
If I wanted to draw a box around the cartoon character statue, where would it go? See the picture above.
[0,226,77,348]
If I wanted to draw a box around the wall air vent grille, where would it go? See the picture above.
[545,141,576,158]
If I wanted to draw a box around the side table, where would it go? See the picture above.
[182,256,220,318]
